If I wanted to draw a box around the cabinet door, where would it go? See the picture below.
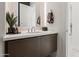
[5,37,40,57]
[40,34,57,57]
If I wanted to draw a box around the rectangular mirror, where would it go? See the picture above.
[18,2,36,28]
[18,2,44,29]
[18,2,44,27]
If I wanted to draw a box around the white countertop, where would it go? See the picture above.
[3,31,58,41]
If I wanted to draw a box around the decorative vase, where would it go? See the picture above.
[8,27,16,34]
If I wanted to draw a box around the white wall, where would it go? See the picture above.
[0,2,5,57]
[5,2,18,17]
[46,2,67,57]
[35,2,41,21]
[35,2,45,27]
[58,3,67,57]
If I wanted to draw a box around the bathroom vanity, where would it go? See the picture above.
[4,31,57,57]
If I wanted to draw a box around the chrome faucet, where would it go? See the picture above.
[28,27,35,32]
[31,27,35,32]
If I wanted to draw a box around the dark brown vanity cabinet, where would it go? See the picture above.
[40,34,57,57]
[5,34,57,57]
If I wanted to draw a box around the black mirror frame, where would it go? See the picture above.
[18,2,30,26]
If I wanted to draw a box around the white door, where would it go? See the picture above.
[67,2,79,57]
